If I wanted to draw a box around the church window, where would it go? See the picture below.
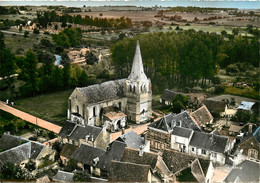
[93,107,96,117]
[133,86,136,93]
[119,102,122,111]
[129,85,132,92]
[76,106,79,114]
[83,104,85,118]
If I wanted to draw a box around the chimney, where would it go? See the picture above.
[122,128,125,135]
[179,120,182,127]
[248,124,252,133]
[139,145,144,156]
[85,135,90,141]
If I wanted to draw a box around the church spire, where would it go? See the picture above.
[128,41,147,81]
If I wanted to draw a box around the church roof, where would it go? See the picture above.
[127,41,147,81]
[76,79,125,104]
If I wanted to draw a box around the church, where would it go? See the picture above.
[67,41,152,132]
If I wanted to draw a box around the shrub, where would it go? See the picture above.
[33,29,40,34]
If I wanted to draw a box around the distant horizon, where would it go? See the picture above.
[1,0,260,9]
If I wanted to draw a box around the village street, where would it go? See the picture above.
[0,101,62,133]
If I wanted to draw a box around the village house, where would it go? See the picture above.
[170,126,230,164]
[162,149,214,183]
[189,105,213,128]
[147,111,201,151]
[0,134,55,168]
[120,147,173,182]
[58,121,110,150]
[71,140,126,178]
[223,160,260,183]
[160,89,180,106]
[235,127,260,160]
[67,41,152,130]
[188,131,230,165]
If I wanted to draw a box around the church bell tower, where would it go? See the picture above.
[125,41,152,124]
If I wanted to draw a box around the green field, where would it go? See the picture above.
[3,29,52,55]
[15,89,73,125]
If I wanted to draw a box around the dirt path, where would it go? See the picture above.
[0,101,62,134]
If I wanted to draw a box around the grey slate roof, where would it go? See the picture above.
[71,140,126,172]
[120,147,158,170]
[58,121,102,141]
[0,134,27,151]
[162,149,195,174]
[53,170,74,182]
[0,134,45,165]
[30,141,45,159]
[58,121,76,138]
[224,160,260,183]
[116,131,145,150]
[148,111,201,132]
[127,41,148,81]
[189,131,229,153]
[161,89,180,102]
[109,161,150,182]
[0,143,31,165]
[77,79,125,104]
[171,126,193,138]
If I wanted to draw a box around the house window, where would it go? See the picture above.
[212,153,217,158]
[93,107,96,117]
[192,147,195,152]
[76,105,79,113]
[248,149,258,159]
[201,149,206,155]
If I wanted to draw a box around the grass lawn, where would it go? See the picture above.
[15,89,73,126]
[224,86,259,100]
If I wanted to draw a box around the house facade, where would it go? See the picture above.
[147,111,201,151]
[67,41,152,130]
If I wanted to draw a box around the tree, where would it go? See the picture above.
[64,159,79,172]
[33,28,40,34]
[19,26,22,33]
[85,52,98,65]
[221,30,227,36]
[175,26,180,30]
[78,71,88,86]
[54,24,58,30]
[0,163,25,179]
[61,21,67,28]
[0,47,17,77]
[171,94,189,113]
[232,28,239,36]
[24,31,29,37]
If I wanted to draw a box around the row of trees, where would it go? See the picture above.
[111,30,259,93]
[36,10,132,29]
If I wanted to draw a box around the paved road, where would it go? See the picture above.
[0,101,62,134]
